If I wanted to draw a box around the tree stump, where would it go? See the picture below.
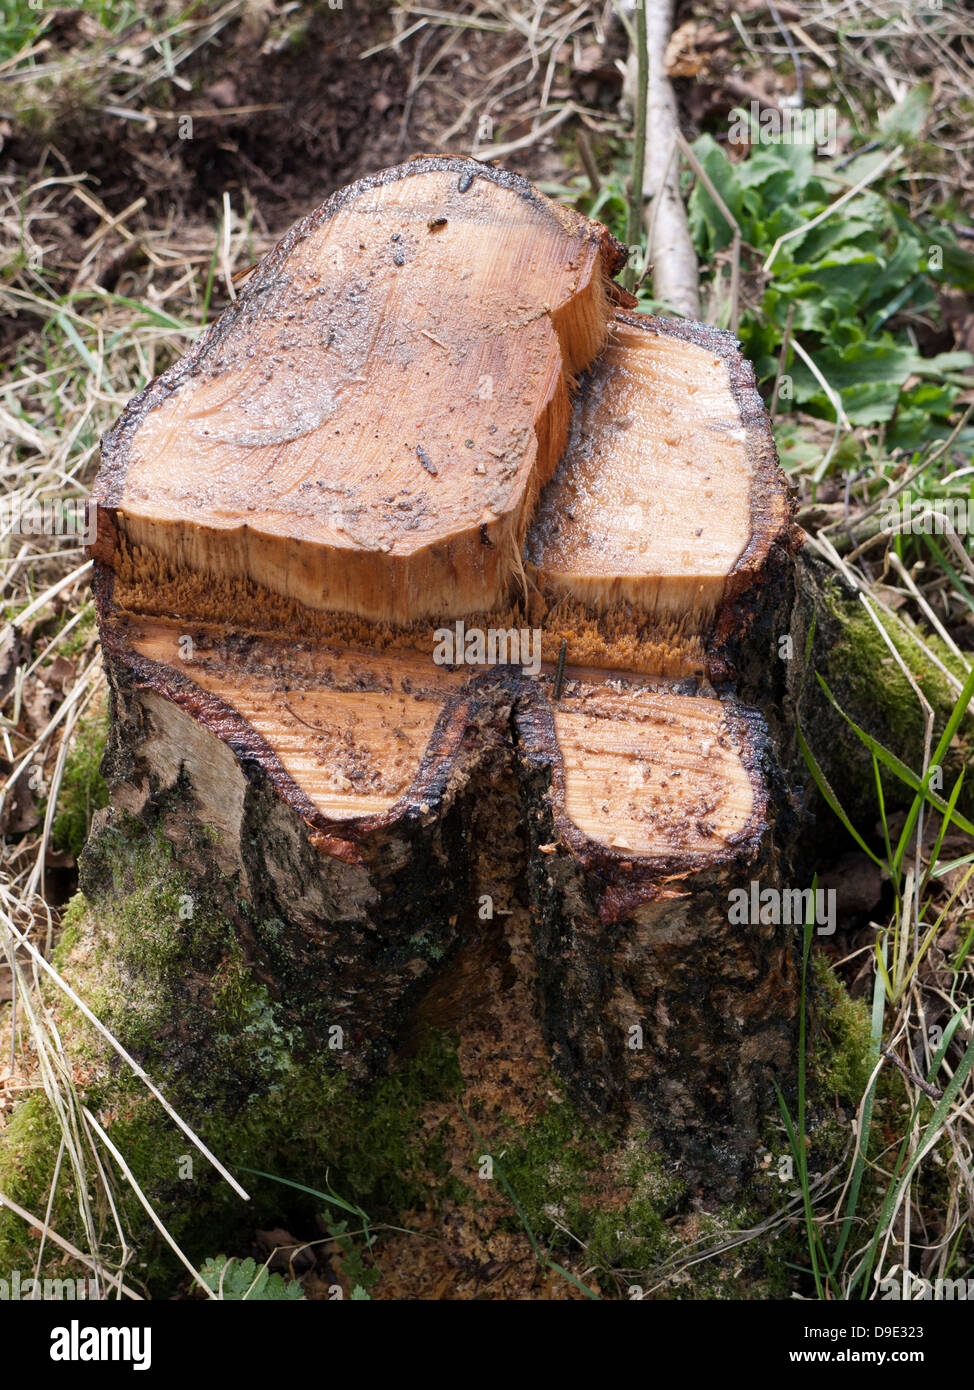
[89,156,801,1182]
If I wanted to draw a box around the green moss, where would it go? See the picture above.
[51,891,87,967]
[0,827,789,1301]
[811,573,972,816]
[460,1087,689,1288]
[0,982,464,1293]
[0,1095,77,1275]
[585,1149,685,1271]
[809,952,874,1105]
[760,950,880,1189]
[0,800,469,1288]
[3,810,875,1301]
[103,1025,462,1275]
[50,709,109,860]
[478,1092,789,1298]
[826,584,962,740]
[485,1093,598,1225]
[2,875,764,1301]
[73,814,297,1102]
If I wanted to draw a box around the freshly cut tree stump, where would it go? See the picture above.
[526,314,788,631]
[89,157,800,1184]
[93,158,626,624]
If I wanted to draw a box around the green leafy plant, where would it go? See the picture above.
[545,132,974,469]
[687,133,973,453]
[232,1166,378,1299]
[200,1255,304,1301]
[322,1219,378,1298]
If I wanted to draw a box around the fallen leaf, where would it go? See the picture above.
[22,680,57,735]
[0,625,27,705]
[46,655,77,691]
[0,763,39,837]
[819,853,883,917]
[205,78,238,109]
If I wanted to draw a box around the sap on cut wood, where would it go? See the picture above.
[87,158,803,1184]
[527,314,790,628]
[96,158,626,625]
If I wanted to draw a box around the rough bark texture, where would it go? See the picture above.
[83,160,811,1190]
[90,603,800,1184]
[514,687,796,1182]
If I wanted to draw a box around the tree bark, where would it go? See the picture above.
[624,0,701,318]
[87,157,805,1185]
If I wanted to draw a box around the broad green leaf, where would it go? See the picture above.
[879,84,931,141]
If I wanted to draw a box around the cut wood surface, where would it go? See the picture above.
[102,313,790,683]
[94,157,626,625]
[527,314,788,624]
[116,614,463,822]
[550,683,757,856]
[104,603,764,860]
[89,157,800,1180]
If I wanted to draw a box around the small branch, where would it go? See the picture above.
[220,191,236,303]
[623,0,647,292]
[766,0,804,107]
[552,638,568,700]
[474,103,577,163]
[626,0,700,317]
[769,303,795,416]
[675,131,739,332]
[575,127,600,199]
[881,1046,944,1101]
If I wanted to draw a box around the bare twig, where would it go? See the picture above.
[626,0,699,316]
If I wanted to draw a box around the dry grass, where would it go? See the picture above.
[0,6,273,1291]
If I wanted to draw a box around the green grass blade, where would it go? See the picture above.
[854,1031,974,1296]
[232,1165,366,1220]
[921,769,966,896]
[797,723,885,866]
[815,672,974,838]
